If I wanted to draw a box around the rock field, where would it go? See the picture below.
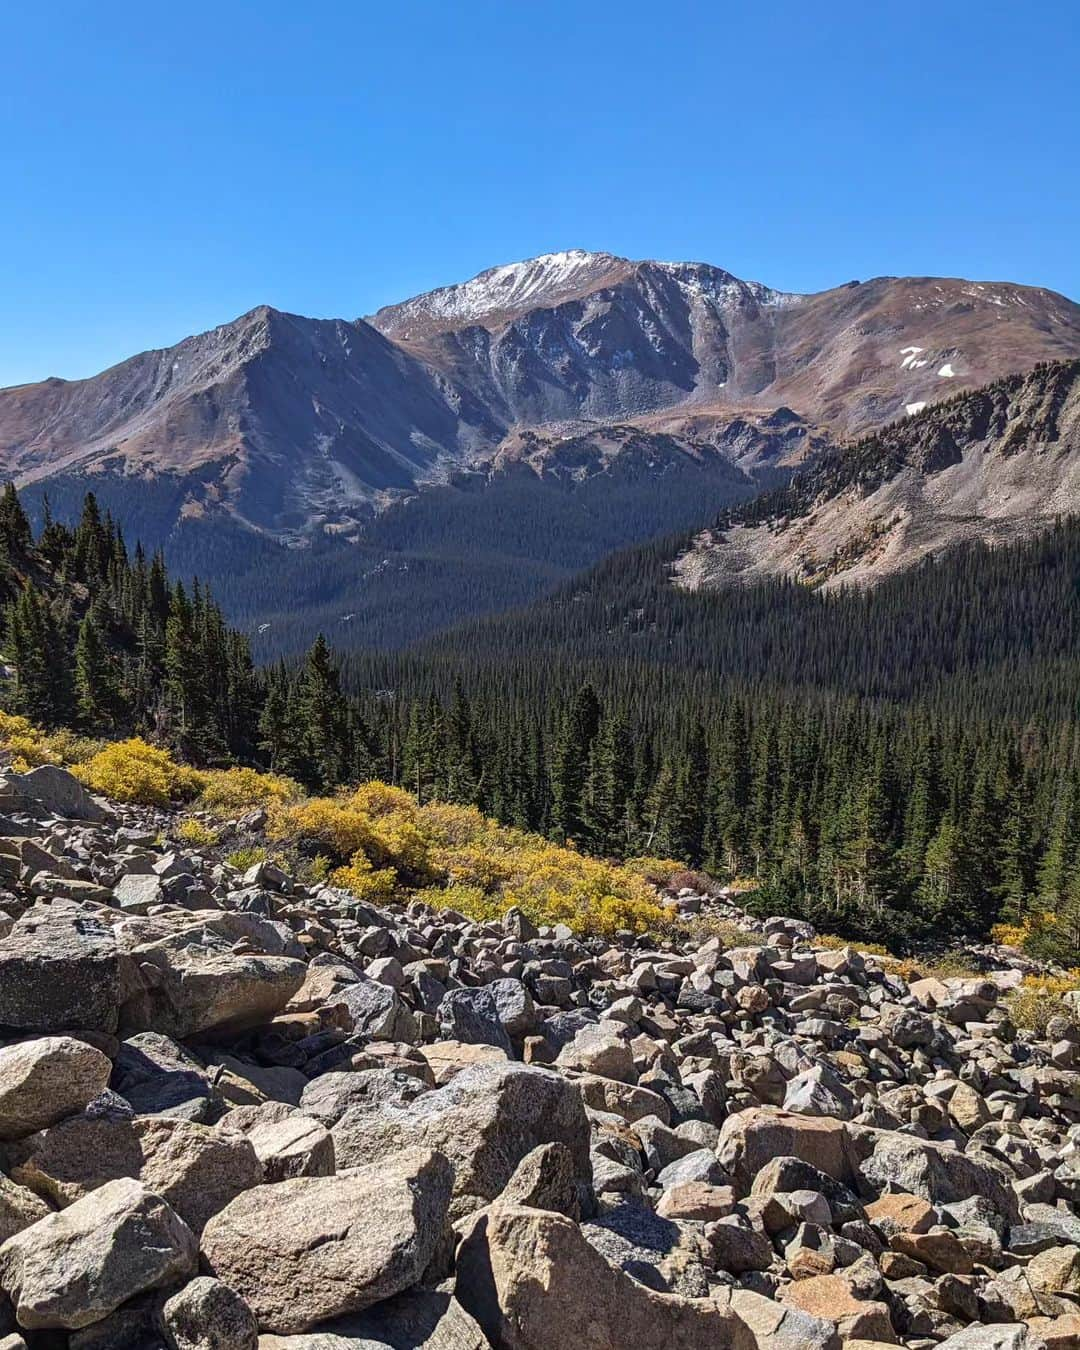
[0,764,1077,1348]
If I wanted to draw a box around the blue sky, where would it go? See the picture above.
[2,1,1077,387]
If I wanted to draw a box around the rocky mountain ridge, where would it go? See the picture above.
[3,253,1079,549]
[674,359,1080,590]
[0,762,1077,1346]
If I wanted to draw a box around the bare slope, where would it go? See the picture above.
[674,359,1080,590]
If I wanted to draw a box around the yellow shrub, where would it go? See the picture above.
[329,850,397,902]
[412,883,501,923]
[272,782,668,937]
[176,818,220,847]
[227,846,266,871]
[270,782,430,875]
[622,856,688,886]
[268,796,379,860]
[198,766,303,815]
[0,711,102,772]
[76,738,207,806]
[991,921,1029,949]
[1007,973,1080,1034]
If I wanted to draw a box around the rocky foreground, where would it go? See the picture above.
[0,766,1077,1349]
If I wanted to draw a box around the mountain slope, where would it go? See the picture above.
[2,251,1080,653]
[1,306,501,540]
[374,251,1080,436]
[674,358,1080,590]
[4,252,1079,549]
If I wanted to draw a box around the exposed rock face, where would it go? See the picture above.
[5,253,1079,565]
[0,773,1078,1345]
[675,358,1080,591]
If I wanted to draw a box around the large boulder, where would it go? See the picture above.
[0,766,111,823]
[299,1067,430,1128]
[200,1147,453,1333]
[330,1062,591,1219]
[0,1036,112,1140]
[9,1112,262,1234]
[0,900,127,1034]
[333,975,417,1043]
[438,987,513,1052]
[0,1176,196,1330]
[456,1203,756,1350]
[851,1126,1022,1224]
[117,923,307,1040]
[717,1108,854,1194]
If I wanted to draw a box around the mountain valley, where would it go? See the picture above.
[4,251,1080,653]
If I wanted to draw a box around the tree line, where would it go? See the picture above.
[4,483,1080,957]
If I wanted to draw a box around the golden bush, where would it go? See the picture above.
[198,766,303,815]
[0,710,102,772]
[1007,974,1080,1034]
[176,817,220,847]
[75,738,206,806]
[329,850,397,902]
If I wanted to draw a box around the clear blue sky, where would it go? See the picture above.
[2,1,1077,387]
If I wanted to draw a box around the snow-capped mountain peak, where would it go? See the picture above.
[372,249,632,338]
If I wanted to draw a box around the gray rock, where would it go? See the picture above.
[0,900,125,1034]
[0,1035,112,1140]
[299,1068,430,1127]
[331,1061,591,1219]
[335,975,417,1043]
[162,1275,258,1350]
[0,766,111,823]
[437,987,513,1052]
[117,924,307,1040]
[656,1148,726,1189]
[0,1176,196,1330]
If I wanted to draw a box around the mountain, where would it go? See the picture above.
[674,357,1080,590]
[373,250,1080,435]
[2,251,1079,650]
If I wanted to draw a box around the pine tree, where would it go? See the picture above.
[293,635,350,790]
[74,599,122,733]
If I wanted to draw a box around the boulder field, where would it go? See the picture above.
[0,767,1077,1349]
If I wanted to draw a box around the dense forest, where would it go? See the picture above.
[3,483,1080,957]
[18,446,758,660]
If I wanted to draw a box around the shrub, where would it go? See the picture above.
[412,883,503,924]
[226,846,267,871]
[269,782,430,876]
[991,921,1029,949]
[198,766,303,815]
[0,710,102,772]
[1007,974,1080,1034]
[75,738,206,806]
[685,916,761,949]
[176,818,220,847]
[623,856,689,887]
[272,781,668,937]
[329,850,397,902]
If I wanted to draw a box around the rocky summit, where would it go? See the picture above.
[0,767,1078,1349]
